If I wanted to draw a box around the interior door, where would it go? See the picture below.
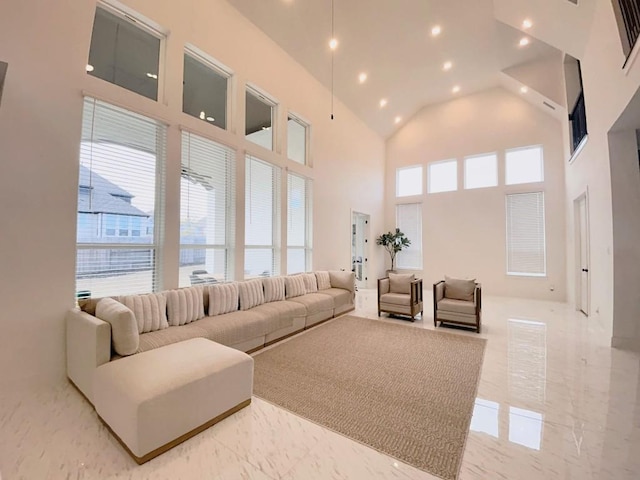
[577,194,589,316]
[351,212,370,289]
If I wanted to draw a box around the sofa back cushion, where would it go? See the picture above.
[95,297,139,356]
[389,273,415,294]
[118,292,168,334]
[285,275,306,298]
[302,273,318,293]
[238,279,265,311]
[164,286,204,326]
[444,276,476,302]
[208,282,239,316]
[329,270,355,292]
[315,271,331,290]
[263,276,285,303]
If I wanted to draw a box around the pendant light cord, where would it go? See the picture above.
[331,0,334,120]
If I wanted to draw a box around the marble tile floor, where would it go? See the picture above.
[1,290,639,479]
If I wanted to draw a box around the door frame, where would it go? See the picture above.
[574,189,590,316]
[351,210,370,289]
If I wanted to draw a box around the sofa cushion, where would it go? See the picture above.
[118,293,168,334]
[444,276,476,302]
[437,298,477,315]
[302,273,318,293]
[287,293,334,315]
[164,286,204,326]
[330,270,354,292]
[389,273,414,294]
[196,310,268,346]
[208,282,239,316]
[238,279,265,311]
[137,322,209,353]
[315,271,331,290]
[95,297,139,356]
[263,276,285,303]
[285,275,306,298]
[317,288,352,309]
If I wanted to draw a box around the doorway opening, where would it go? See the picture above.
[351,211,370,290]
[574,191,590,316]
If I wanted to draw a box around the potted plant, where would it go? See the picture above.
[376,228,411,272]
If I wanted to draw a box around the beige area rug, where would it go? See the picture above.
[252,315,486,480]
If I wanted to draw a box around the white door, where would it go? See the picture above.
[576,194,589,316]
[351,212,370,289]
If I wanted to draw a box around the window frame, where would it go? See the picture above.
[245,85,277,152]
[287,113,310,165]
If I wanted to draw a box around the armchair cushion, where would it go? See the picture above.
[380,293,412,306]
[437,298,477,316]
[389,273,415,294]
[444,276,476,302]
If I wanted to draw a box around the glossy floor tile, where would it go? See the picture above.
[1,290,639,479]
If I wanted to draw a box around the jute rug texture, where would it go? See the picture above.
[252,315,486,480]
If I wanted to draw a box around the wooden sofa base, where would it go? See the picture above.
[101,398,251,465]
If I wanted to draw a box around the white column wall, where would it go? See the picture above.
[0,0,384,390]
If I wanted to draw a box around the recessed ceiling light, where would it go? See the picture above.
[520,86,528,94]
[85,64,94,72]
[379,98,388,108]
[199,111,206,120]
[394,116,402,124]
[206,116,215,122]
[519,37,530,47]
[431,25,441,37]
[443,61,453,71]
[329,38,338,50]
[452,85,460,94]
[358,72,368,84]
[522,19,533,29]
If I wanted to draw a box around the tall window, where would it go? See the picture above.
[428,159,457,193]
[245,87,275,150]
[464,153,498,189]
[506,192,546,276]
[180,132,235,287]
[287,173,313,273]
[505,146,544,185]
[76,98,166,297]
[245,156,280,277]
[183,49,229,130]
[287,115,308,165]
[396,165,423,197]
[396,203,422,269]
[87,4,162,101]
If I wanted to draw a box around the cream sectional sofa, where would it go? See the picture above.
[66,270,355,404]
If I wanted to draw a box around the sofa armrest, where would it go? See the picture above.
[377,278,390,297]
[329,270,355,293]
[66,308,112,404]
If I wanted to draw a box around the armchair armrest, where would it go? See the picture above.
[475,283,482,311]
[433,280,445,303]
[377,277,390,297]
[410,278,423,304]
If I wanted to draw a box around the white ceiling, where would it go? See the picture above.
[226,0,563,138]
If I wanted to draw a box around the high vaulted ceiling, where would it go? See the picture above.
[226,0,574,138]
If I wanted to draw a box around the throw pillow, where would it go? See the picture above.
[315,271,331,290]
[302,273,318,293]
[263,276,285,302]
[95,297,139,356]
[164,286,204,326]
[238,279,265,311]
[329,270,354,292]
[208,282,239,316]
[285,275,306,298]
[444,276,476,302]
[118,292,168,334]
[389,272,414,294]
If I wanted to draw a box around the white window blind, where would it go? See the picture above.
[396,165,423,197]
[506,192,546,276]
[396,203,422,269]
[287,173,312,274]
[505,145,544,185]
[428,160,457,193]
[245,156,280,277]
[180,132,235,287]
[76,97,166,298]
[464,153,498,189]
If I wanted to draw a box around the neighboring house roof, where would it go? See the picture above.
[78,164,149,217]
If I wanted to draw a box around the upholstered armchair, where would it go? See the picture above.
[433,277,481,333]
[378,273,423,322]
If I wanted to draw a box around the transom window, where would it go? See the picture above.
[428,159,457,193]
[505,146,544,185]
[464,153,498,189]
[287,115,309,165]
[87,4,162,101]
[245,87,275,151]
[396,165,423,197]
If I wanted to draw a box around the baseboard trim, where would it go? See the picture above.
[611,336,640,351]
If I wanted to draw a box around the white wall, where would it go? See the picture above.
[385,87,566,300]
[0,0,385,390]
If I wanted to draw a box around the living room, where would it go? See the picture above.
[1,0,640,479]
